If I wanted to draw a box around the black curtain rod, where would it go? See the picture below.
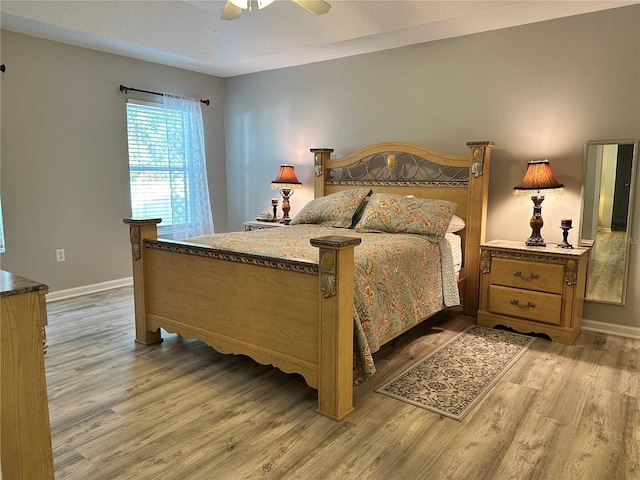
[119,84,209,105]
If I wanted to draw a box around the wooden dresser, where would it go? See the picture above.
[1,270,54,479]
[478,240,589,344]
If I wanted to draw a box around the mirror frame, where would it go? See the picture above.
[579,140,638,305]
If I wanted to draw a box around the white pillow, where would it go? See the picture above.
[447,214,465,233]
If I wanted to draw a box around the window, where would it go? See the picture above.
[125,96,213,239]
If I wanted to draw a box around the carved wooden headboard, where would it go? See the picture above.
[310,141,494,315]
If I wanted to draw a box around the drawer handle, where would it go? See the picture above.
[510,299,537,308]
[513,270,540,280]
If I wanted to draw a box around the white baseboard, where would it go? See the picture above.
[582,318,640,340]
[46,277,133,302]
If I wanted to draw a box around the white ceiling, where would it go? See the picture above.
[1,1,638,78]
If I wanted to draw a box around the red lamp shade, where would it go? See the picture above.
[271,165,302,188]
[513,159,564,194]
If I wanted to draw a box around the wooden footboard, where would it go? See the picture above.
[124,218,360,420]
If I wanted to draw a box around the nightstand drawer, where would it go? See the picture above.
[488,285,562,325]
[491,257,564,294]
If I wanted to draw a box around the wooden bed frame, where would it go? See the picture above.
[124,141,493,420]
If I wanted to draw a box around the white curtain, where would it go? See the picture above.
[163,95,214,239]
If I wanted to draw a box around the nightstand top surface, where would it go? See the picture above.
[481,239,589,257]
[243,220,286,226]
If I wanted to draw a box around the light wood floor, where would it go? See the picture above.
[44,287,639,480]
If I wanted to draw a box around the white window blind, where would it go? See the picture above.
[125,98,213,239]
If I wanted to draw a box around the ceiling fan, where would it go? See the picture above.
[221,0,331,20]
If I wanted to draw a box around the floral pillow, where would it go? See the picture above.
[289,189,372,228]
[354,193,457,241]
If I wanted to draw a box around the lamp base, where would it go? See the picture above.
[525,195,546,247]
[279,188,293,224]
[525,235,546,247]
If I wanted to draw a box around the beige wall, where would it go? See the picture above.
[0,30,227,291]
[224,6,640,330]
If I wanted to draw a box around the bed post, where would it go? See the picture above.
[310,235,361,421]
[311,148,334,197]
[123,218,163,345]
[464,141,494,316]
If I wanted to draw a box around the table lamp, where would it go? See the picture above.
[513,159,564,246]
[271,165,302,224]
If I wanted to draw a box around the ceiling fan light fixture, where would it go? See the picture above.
[257,0,276,9]
[228,0,249,10]
[222,0,331,20]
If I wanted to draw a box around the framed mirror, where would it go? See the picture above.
[579,140,638,304]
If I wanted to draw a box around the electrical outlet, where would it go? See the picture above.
[56,249,65,262]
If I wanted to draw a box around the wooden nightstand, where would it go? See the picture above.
[478,240,590,344]
[243,220,286,231]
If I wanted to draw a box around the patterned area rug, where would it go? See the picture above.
[375,325,536,421]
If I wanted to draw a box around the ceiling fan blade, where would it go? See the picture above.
[292,0,331,16]
[221,1,243,20]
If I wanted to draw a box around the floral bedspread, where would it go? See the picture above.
[185,225,459,383]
